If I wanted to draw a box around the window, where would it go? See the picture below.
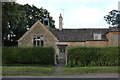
[33,35,44,46]
[94,33,101,40]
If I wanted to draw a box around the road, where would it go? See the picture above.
[2,74,119,80]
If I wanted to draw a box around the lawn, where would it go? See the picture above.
[3,66,55,76]
[2,66,119,76]
[60,66,119,75]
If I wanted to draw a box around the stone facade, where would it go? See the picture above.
[106,32,120,46]
[18,20,58,48]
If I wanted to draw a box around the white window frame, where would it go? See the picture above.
[33,35,44,46]
[94,33,101,40]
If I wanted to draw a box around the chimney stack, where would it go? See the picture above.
[118,1,120,11]
[59,13,63,30]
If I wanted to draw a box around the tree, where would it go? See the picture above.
[2,2,55,46]
[2,2,26,46]
[22,4,55,29]
[104,10,120,28]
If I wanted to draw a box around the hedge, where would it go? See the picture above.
[2,47,55,65]
[67,46,119,67]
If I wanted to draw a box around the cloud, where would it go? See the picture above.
[16,0,119,28]
[63,5,106,28]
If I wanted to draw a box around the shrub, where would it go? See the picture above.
[2,47,55,65]
[67,46,119,67]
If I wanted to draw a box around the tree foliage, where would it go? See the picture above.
[2,2,25,46]
[104,10,120,28]
[2,2,55,46]
[21,4,55,29]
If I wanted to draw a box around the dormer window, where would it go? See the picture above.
[94,33,101,40]
[33,35,44,46]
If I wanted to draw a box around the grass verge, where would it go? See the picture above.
[2,66,119,76]
[60,66,119,75]
[3,66,55,76]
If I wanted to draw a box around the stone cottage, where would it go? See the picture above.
[18,14,120,65]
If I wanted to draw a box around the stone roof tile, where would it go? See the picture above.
[50,28,109,42]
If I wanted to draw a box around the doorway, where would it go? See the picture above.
[57,44,68,65]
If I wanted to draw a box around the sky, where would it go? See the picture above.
[16,0,119,29]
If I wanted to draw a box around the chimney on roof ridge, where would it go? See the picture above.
[118,1,120,11]
[59,13,63,30]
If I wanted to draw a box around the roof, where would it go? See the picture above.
[50,28,110,42]
[43,18,49,21]
[109,27,120,32]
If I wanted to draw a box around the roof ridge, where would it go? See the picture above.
[61,28,109,30]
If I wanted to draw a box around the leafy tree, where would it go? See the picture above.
[104,10,120,27]
[2,2,55,46]
[2,2,26,46]
[22,4,55,29]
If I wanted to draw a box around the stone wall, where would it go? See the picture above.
[56,42,85,47]
[56,41,108,48]
[85,41,108,47]
[18,21,57,48]
[106,32,120,47]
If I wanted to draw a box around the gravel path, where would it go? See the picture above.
[53,64,65,75]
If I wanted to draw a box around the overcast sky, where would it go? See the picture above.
[16,0,119,29]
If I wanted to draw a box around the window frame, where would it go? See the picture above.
[94,33,102,40]
[33,35,44,47]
